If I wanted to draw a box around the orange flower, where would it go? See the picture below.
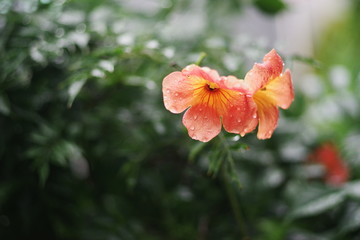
[162,64,257,142]
[244,49,294,139]
[309,143,349,186]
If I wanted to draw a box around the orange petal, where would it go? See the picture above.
[263,49,284,78]
[259,69,294,109]
[254,92,279,139]
[244,63,271,93]
[183,64,221,83]
[222,93,258,136]
[244,49,284,93]
[218,75,249,90]
[162,72,194,113]
[182,104,221,142]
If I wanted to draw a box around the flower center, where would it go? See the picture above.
[190,80,239,115]
[207,82,219,91]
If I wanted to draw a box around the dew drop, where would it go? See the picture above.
[166,89,170,93]
[194,115,198,120]
[230,114,233,117]
[175,93,179,96]
[190,126,195,130]
[199,108,203,111]
[237,119,241,123]
[252,114,256,118]
[237,107,240,111]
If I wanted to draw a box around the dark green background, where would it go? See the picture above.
[1,0,360,239]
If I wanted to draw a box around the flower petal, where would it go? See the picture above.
[244,49,284,93]
[183,64,221,84]
[265,69,294,109]
[182,104,221,142]
[263,49,284,78]
[222,93,258,136]
[218,75,248,90]
[162,72,194,113]
[254,92,279,139]
[244,63,271,93]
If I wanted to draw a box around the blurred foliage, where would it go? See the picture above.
[1,0,360,240]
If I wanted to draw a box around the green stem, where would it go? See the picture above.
[218,133,249,239]
[222,168,250,240]
[195,52,207,65]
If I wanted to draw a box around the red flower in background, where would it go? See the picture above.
[162,65,257,142]
[309,143,349,186]
[244,49,294,139]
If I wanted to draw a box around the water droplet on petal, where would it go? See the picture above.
[252,114,256,118]
[230,114,233,117]
[199,108,203,111]
[194,115,198,120]
[237,119,241,123]
[237,107,240,111]
[175,93,179,96]
[190,126,195,130]
[166,89,170,93]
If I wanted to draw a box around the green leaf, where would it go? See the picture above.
[67,79,86,108]
[258,220,287,240]
[253,0,286,15]
[39,164,49,186]
[291,55,323,68]
[208,150,225,177]
[188,142,207,163]
[0,94,10,115]
[344,181,360,199]
[338,203,360,235]
[289,190,345,219]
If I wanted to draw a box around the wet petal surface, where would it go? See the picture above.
[254,91,279,139]
[182,104,221,142]
[244,49,284,94]
[264,69,294,109]
[222,93,258,136]
[162,72,196,113]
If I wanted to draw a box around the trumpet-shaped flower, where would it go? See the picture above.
[244,49,294,139]
[162,65,257,142]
